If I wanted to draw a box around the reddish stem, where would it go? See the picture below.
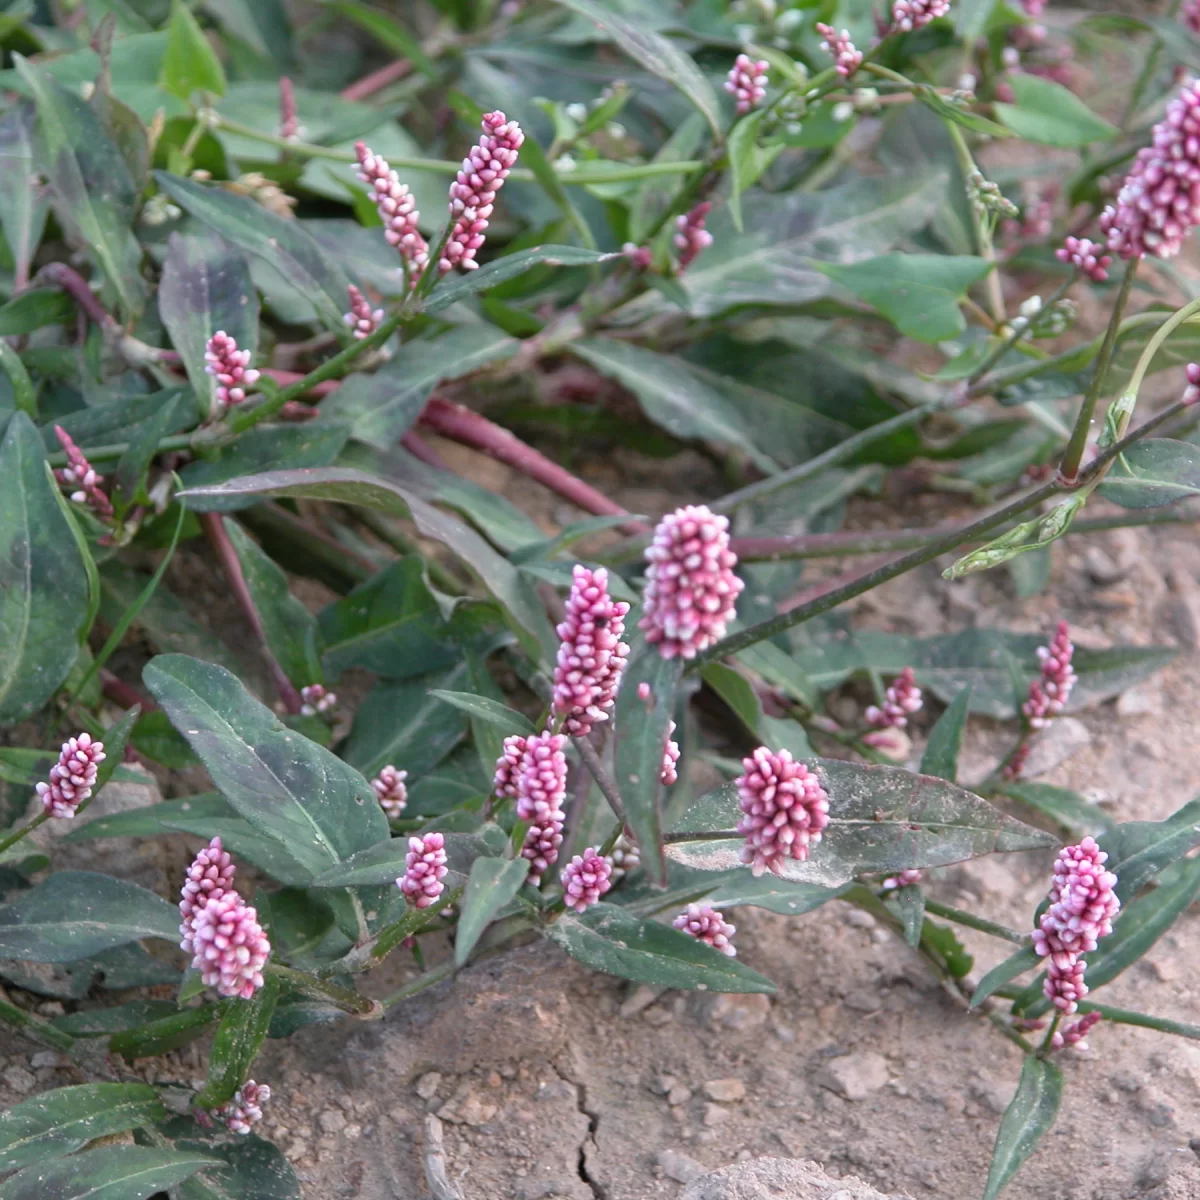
[36,263,118,332]
[100,670,158,713]
[199,512,303,713]
[341,59,413,102]
[401,429,450,469]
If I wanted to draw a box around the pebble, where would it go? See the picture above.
[817,1052,889,1102]
[343,1123,362,1140]
[1169,568,1200,647]
[414,1071,442,1100]
[3,1066,35,1094]
[1084,545,1126,584]
[702,1079,746,1103]
[1117,683,1163,717]
[702,1103,728,1127]
[653,1074,677,1096]
[844,910,876,930]
[29,1052,69,1070]
[842,989,882,1013]
[667,1084,693,1106]
[319,1109,347,1135]
[656,1148,707,1184]
[643,1006,674,1027]
[619,985,662,1018]
[702,992,771,1031]
[285,1139,309,1161]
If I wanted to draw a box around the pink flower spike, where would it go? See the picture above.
[522,813,564,887]
[214,1080,271,1135]
[1101,77,1200,260]
[279,76,299,140]
[736,747,830,877]
[514,730,568,823]
[560,846,613,913]
[1185,363,1200,405]
[882,868,923,890]
[300,684,337,717]
[1003,741,1031,781]
[1057,236,1111,283]
[1044,956,1087,1014]
[816,24,863,78]
[36,732,105,820]
[724,54,769,114]
[661,721,680,786]
[1031,837,1120,964]
[189,891,270,999]
[493,734,527,799]
[865,667,923,729]
[398,832,448,909]
[53,427,113,518]
[1051,1010,1101,1051]
[179,836,236,953]
[891,0,951,33]
[552,565,631,736]
[371,765,408,819]
[673,902,737,956]
[1022,621,1076,729]
[673,202,713,272]
[439,111,525,275]
[640,504,744,660]
[344,284,384,340]
[354,141,430,283]
[204,331,260,414]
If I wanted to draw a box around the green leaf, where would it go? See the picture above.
[1100,798,1200,902]
[615,640,682,887]
[816,254,993,343]
[998,782,1115,837]
[705,876,847,915]
[149,1116,302,1200]
[921,919,972,976]
[158,231,258,420]
[0,1145,219,1200]
[177,468,556,662]
[53,1000,178,1037]
[970,945,1039,1008]
[203,0,294,63]
[701,662,810,760]
[429,691,534,736]
[0,413,92,723]
[0,872,180,962]
[320,1,436,77]
[0,290,73,338]
[668,760,1054,887]
[311,827,502,887]
[548,0,721,136]
[161,0,226,99]
[545,903,775,992]
[1099,439,1200,509]
[0,1083,166,1172]
[889,886,926,948]
[14,57,144,320]
[982,1056,1063,1200]
[994,74,1118,147]
[110,1002,225,1061]
[194,974,279,1108]
[920,686,971,782]
[455,856,530,966]
[224,520,320,686]
[0,105,47,290]
[728,108,783,232]
[144,655,388,882]
[156,172,352,333]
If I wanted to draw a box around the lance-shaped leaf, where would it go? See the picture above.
[0,1144,220,1200]
[0,105,47,289]
[311,826,504,888]
[156,171,352,333]
[920,686,971,781]
[144,655,388,882]
[194,975,280,1108]
[455,857,530,966]
[706,876,847,916]
[15,57,144,320]
[0,872,180,962]
[158,232,258,415]
[161,0,227,99]
[429,691,534,736]
[0,414,92,723]
[1099,439,1200,509]
[994,73,1117,147]
[545,903,775,993]
[110,1003,226,1061]
[971,945,1038,1008]
[982,1056,1063,1200]
[1100,797,1200,902]
[147,1115,303,1200]
[998,781,1114,837]
[666,760,1054,887]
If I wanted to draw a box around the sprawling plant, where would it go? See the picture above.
[1,1,1200,1196]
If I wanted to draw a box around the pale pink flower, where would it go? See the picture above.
[371,765,408,819]
[1057,236,1111,282]
[300,684,337,717]
[640,504,744,660]
[736,747,830,877]
[214,1080,270,1134]
[861,726,910,761]
[891,0,951,33]
[179,837,235,952]
[204,331,260,413]
[1101,77,1200,260]
[1023,0,1047,14]
[816,24,863,77]
[637,682,651,701]
[189,891,270,999]
[674,202,713,272]
[514,730,568,824]
[53,427,113,518]
[882,868,923,890]
[1032,837,1120,965]
[493,734,526,799]
[865,667,923,729]
[440,111,524,274]
[398,832,448,909]
[1022,621,1076,729]
[355,141,430,283]
[560,846,613,912]
[36,733,105,820]
[622,242,653,270]
[1044,956,1088,1014]
[344,284,383,340]
[552,565,631,736]
[1184,363,1200,405]
[661,721,680,786]
[1051,1010,1101,1051]
[522,813,564,887]
[673,902,737,956]
[724,54,768,115]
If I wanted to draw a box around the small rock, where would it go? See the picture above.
[343,1123,362,1140]
[843,990,882,1014]
[1022,717,1091,778]
[29,1052,69,1070]
[653,1074,677,1096]
[414,1072,442,1100]
[1169,569,1200,647]
[644,1006,674,1027]
[1117,683,1163,718]
[3,1066,35,1094]
[319,1109,347,1135]
[285,1139,309,1162]
[702,1103,728,1127]
[844,910,876,930]
[620,984,663,1018]
[703,1079,746,1103]
[1091,585,1137,611]
[667,1084,693,1107]
[440,1085,499,1127]
[817,1052,890,1102]
[1084,546,1126,584]
[682,1156,905,1199]
[657,1148,707,1184]
[700,992,771,1032]
[969,1073,1015,1117]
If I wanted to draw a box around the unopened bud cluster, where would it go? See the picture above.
[36,733,105,820]
[736,747,830,877]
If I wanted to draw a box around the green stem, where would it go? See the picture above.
[1077,1000,1200,1040]
[966,273,1077,387]
[1059,258,1139,482]
[0,989,75,1051]
[0,342,36,417]
[266,963,381,1018]
[0,812,47,857]
[354,510,465,595]
[944,120,1006,325]
[47,433,193,468]
[1111,293,1200,431]
[922,899,1027,945]
[381,959,455,1010]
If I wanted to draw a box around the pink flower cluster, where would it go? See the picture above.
[344,284,383,340]
[736,747,830,877]
[661,722,681,786]
[640,504,744,660]
[36,732,105,820]
[522,817,564,888]
[866,667,923,729]
[882,868,923,890]
[674,203,713,272]
[1100,77,1200,260]
[440,111,524,274]
[179,837,235,939]
[398,832,448,908]
[724,54,768,115]
[1184,363,1200,405]
[552,566,631,736]
[493,734,526,799]
[622,242,653,270]
[673,902,737,956]
[1185,0,1200,35]
[891,0,951,33]
[54,427,113,519]
[1051,1009,1101,1051]
[1057,236,1111,283]
[495,731,569,886]
[300,684,337,717]
[371,765,408,819]
[560,846,613,912]
[354,142,430,283]
[214,1080,271,1135]
[816,24,863,78]
[1022,621,1077,729]
[1032,837,1120,1014]
[204,332,260,413]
